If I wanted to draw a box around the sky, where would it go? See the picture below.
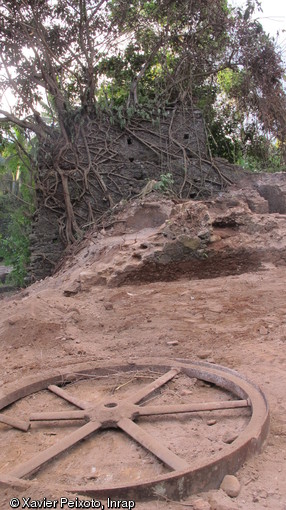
[233,0,286,56]
[260,0,286,57]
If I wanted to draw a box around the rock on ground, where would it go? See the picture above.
[220,475,241,498]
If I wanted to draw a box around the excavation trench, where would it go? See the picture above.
[113,252,263,286]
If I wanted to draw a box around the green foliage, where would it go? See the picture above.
[0,204,31,286]
[0,128,35,286]
[203,64,286,170]
[154,173,174,193]
[236,138,285,173]
[206,96,285,171]
[205,97,244,163]
[217,68,244,96]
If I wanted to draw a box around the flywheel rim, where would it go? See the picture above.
[0,359,269,500]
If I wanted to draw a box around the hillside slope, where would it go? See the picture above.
[1,175,286,509]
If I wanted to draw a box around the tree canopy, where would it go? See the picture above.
[0,0,285,143]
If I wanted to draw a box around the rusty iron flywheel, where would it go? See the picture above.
[0,359,269,500]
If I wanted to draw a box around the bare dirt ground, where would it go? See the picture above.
[1,187,286,510]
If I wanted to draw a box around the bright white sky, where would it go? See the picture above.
[258,0,286,38]
[233,0,286,56]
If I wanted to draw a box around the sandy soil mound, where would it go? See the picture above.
[1,175,286,509]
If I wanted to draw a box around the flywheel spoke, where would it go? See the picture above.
[9,420,101,479]
[118,417,189,471]
[137,399,250,417]
[48,385,89,409]
[127,368,180,405]
[30,410,87,422]
[0,414,30,432]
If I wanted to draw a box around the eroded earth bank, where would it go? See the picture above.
[1,173,286,510]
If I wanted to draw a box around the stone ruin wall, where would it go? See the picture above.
[29,108,212,281]
[28,106,236,282]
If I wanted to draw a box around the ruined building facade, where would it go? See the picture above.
[28,106,231,281]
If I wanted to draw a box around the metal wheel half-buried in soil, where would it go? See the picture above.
[0,359,269,501]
